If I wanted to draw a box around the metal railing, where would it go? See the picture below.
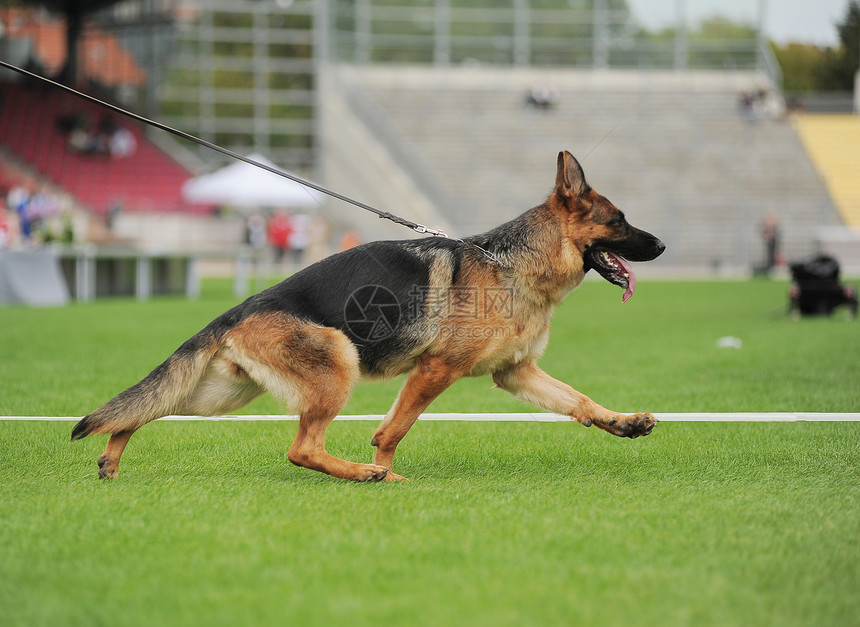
[90,0,777,174]
[328,0,769,77]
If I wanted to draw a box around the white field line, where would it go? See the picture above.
[2,413,859,422]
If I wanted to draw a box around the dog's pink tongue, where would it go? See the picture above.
[622,273,637,303]
[614,254,637,303]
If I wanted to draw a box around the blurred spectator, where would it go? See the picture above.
[61,113,136,158]
[245,212,267,251]
[754,210,782,276]
[762,211,781,270]
[760,89,785,120]
[7,184,31,239]
[29,189,60,220]
[4,183,64,244]
[739,91,757,122]
[267,211,292,264]
[739,89,785,123]
[67,118,99,154]
[105,201,122,232]
[109,127,137,159]
[288,213,311,267]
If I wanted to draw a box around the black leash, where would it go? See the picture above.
[0,59,472,245]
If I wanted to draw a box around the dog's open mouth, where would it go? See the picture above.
[589,249,637,303]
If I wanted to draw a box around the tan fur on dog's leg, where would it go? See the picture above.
[289,410,389,482]
[493,361,657,438]
[227,313,389,481]
[97,429,136,479]
[372,356,461,479]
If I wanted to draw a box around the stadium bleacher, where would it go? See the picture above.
[0,82,195,216]
[321,66,844,274]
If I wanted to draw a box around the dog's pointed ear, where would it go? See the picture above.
[555,151,589,199]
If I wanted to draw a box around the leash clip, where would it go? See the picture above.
[413,224,449,238]
[415,222,502,265]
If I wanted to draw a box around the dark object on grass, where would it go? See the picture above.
[789,255,858,318]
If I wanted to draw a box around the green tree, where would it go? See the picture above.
[696,16,757,40]
[771,42,828,92]
[636,15,758,70]
[819,0,860,90]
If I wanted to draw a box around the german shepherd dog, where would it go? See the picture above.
[72,151,665,481]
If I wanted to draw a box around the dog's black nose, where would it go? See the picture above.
[653,239,666,257]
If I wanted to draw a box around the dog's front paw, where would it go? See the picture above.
[611,412,657,438]
[382,470,408,482]
[587,412,657,438]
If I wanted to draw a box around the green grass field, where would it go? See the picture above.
[1,278,858,626]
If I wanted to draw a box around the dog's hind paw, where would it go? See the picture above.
[97,454,119,479]
[357,464,390,482]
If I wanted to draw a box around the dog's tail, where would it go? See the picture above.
[71,332,221,441]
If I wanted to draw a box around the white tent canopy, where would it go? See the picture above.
[182,154,324,209]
